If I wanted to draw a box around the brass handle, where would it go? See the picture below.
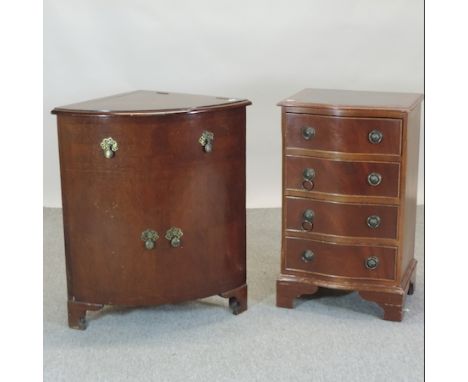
[165,227,183,248]
[302,168,315,190]
[302,209,315,231]
[367,172,382,186]
[368,130,383,144]
[367,215,381,229]
[100,137,118,159]
[302,126,316,140]
[199,131,214,153]
[141,229,159,250]
[365,256,379,270]
[301,250,315,262]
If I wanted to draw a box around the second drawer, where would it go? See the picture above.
[285,197,399,239]
[285,156,400,197]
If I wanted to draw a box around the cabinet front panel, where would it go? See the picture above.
[284,237,397,280]
[285,197,398,239]
[285,156,400,197]
[58,109,246,305]
[284,113,402,155]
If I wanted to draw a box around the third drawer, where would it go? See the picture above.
[285,197,399,239]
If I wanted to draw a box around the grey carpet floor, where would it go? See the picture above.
[44,207,424,382]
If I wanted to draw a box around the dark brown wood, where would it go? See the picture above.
[284,236,397,281]
[285,113,402,155]
[285,155,400,197]
[54,91,251,329]
[285,197,399,239]
[277,88,422,321]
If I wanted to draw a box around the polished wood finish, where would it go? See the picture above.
[278,88,423,111]
[285,113,402,155]
[53,91,251,329]
[53,90,250,115]
[285,155,400,197]
[284,237,397,281]
[277,88,422,321]
[285,197,399,239]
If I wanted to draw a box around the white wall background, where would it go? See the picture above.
[44,0,424,208]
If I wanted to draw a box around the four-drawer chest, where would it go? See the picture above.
[276,88,422,321]
[52,90,251,329]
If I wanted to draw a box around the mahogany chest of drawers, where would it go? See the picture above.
[52,90,251,329]
[276,88,422,321]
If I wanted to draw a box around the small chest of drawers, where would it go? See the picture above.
[53,90,251,329]
[276,88,422,321]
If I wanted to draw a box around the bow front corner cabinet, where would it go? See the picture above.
[276,88,423,321]
[52,90,251,329]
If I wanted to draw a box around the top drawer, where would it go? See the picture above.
[57,108,245,173]
[284,113,402,155]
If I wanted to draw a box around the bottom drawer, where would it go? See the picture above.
[284,237,397,281]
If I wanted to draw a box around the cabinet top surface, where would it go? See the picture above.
[278,88,423,111]
[52,90,251,115]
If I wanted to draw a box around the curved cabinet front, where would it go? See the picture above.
[58,108,246,307]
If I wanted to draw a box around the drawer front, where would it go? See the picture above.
[285,197,398,239]
[57,109,243,173]
[284,113,402,155]
[284,237,396,281]
[285,156,400,197]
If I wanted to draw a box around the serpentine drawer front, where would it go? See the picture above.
[285,156,400,197]
[284,113,402,155]
[53,90,251,329]
[284,237,397,281]
[277,88,423,321]
[285,197,399,239]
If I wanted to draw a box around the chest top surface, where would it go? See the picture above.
[52,90,251,115]
[278,88,423,112]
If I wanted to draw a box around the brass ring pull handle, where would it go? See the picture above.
[100,137,118,159]
[199,131,214,153]
[302,126,316,140]
[302,209,315,231]
[365,256,379,270]
[367,215,381,229]
[301,250,315,263]
[367,172,382,186]
[302,168,316,190]
[141,229,159,250]
[368,130,383,144]
[165,227,183,248]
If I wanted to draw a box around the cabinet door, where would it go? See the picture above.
[58,108,246,305]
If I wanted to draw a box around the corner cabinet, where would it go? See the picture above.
[52,90,251,329]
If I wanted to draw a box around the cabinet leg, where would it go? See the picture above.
[359,291,405,322]
[220,284,247,315]
[408,268,416,295]
[67,300,103,330]
[276,278,319,309]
